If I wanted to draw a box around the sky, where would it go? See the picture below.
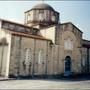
[0,1,90,40]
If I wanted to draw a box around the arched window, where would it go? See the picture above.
[64,38,73,50]
[39,10,44,21]
[27,14,31,21]
[27,11,33,21]
[22,48,32,75]
[82,54,86,67]
[51,11,55,22]
[24,48,32,64]
[51,15,55,22]
[38,50,44,64]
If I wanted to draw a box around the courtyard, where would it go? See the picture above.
[0,78,90,89]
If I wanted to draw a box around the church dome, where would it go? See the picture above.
[24,3,60,28]
[31,3,55,11]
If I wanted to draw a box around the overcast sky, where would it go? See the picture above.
[0,1,90,40]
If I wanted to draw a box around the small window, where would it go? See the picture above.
[64,38,73,50]
[82,56,86,66]
[39,13,44,21]
[24,48,32,64]
[51,15,55,22]
[39,10,44,21]
[27,14,30,21]
[38,50,44,64]
[27,13,33,21]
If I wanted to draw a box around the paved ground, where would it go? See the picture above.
[0,78,90,89]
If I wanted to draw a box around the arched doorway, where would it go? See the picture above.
[64,56,72,76]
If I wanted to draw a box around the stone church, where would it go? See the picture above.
[0,3,90,78]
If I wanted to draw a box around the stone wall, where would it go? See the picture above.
[9,35,50,77]
[9,22,89,77]
[39,26,56,43]
[54,23,82,74]
[82,47,90,73]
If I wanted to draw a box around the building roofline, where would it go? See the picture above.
[82,39,90,48]
[83,39,90,42]
[0,18,51,41]
[60,22,83,33]
[24,9,32,13]
[0,18,39,30]
[24,9,59,14]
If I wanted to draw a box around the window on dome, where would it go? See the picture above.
[27,13,33,21]
[47,10,50,21]
[51,15,55,22]
[27,14,30,21]
[51,11,55,22]
[39,10,44,21]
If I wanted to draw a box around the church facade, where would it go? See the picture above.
[0,3,90,78]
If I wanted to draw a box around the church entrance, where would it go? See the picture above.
[64,56,72,76]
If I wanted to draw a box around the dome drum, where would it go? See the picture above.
[25,3,60,27]
[27,19,58,26]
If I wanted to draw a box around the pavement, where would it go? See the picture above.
[0,79,90,89]
[0,75,90,89]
